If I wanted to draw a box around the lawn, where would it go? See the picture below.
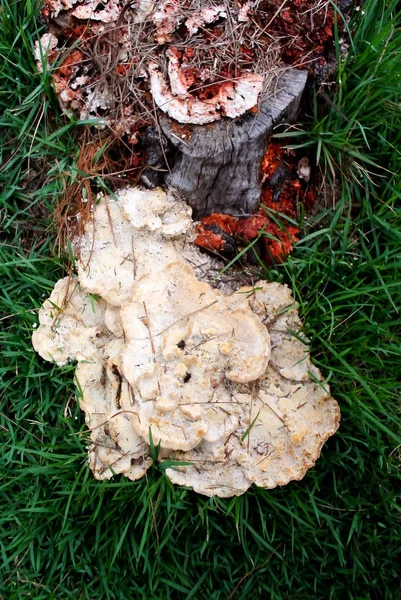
[1,1,401,598]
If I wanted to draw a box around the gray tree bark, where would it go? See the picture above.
[143,69,307,219]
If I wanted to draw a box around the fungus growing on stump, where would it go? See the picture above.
[33,188,340,497]
[33,1,345,496]
[36,0,343,218]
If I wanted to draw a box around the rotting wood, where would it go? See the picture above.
[151,69,307,218]
[32,187,340,496]
[35,1,344,221]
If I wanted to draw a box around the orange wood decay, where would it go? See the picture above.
[195,143,316,264]
[45,0,339,121]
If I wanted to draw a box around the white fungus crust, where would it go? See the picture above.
[148,61,263,124]
[42,0,155,21]
[32,187,340,496]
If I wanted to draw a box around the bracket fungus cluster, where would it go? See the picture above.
[33,188,340,497]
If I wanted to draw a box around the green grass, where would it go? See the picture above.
[1,1,401,598]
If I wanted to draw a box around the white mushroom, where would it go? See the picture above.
[77,187,195,306]
[119,261,270,450]
[33,186,340,496]
[185,6,227,36]
[239,372,340,488]
[34,33,58,73]
[39,0,273,127]
[133,0,157,23]
[42,0,155,23]
[164,365,339,495]
[77,197,137,307]
[152,0,181,43]
[166,437,252,497]
[32,276,107,365]
[149,61,263,124]
[76,339,152,481]
[71,0,121,23]
[297,157,311,182]
[79,86,113,120]
[238,1,253,22]
[42,0,76,18]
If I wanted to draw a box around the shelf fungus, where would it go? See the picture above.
[149,59,263,124]
[32,187,340,496]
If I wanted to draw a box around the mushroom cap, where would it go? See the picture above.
[164,364,340,494]
[42,0,154,22]
[71,0,121,22]
[118,186,192,239]
[239,372,340,488]
[76,339,152,481]
[149,61,263,125]
[77,197,137,307]
[166,438,252,498]
[32,276,107,365]
[77,188,194,307]
[119,262,271,451]
[34,33,58,72]
[163,282,339,493]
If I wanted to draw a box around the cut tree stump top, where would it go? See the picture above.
[159,69,308,219]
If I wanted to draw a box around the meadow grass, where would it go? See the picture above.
[1,1,400,598]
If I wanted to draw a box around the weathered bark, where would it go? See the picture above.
[153,69,307,219]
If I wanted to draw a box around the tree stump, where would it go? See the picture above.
[155,69,307,219]
[37,0,343,223]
